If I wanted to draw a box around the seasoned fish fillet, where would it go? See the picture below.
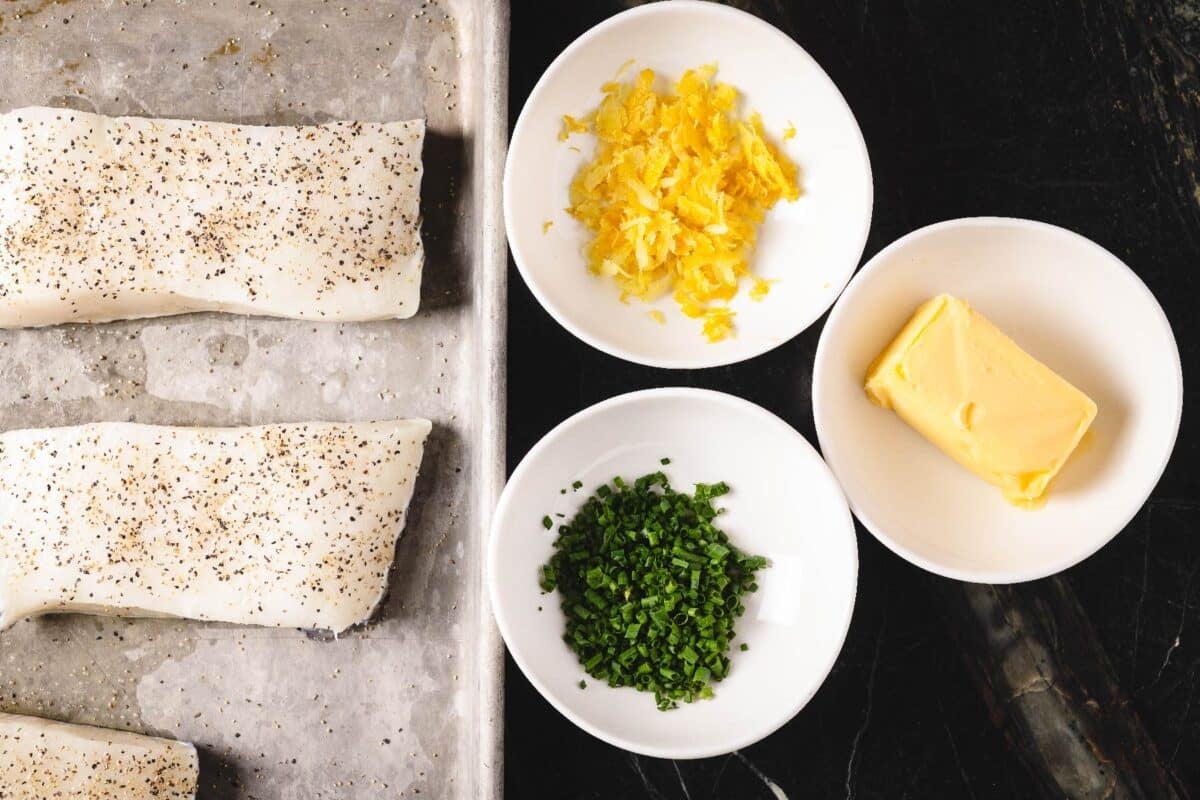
[0,712,197,800]
[0,106,424,326]
[0,420,431,633]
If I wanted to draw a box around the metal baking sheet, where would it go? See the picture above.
[0,0,508,797]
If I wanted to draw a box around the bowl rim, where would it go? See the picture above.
[503,0,874,369]
[812,215,1185,584]
[487,386,860,758]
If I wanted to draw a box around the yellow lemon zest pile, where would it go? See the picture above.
[562,64,801,342]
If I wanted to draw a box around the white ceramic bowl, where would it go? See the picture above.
[488,389,857,758]
[505,1,872,368]
[813,217,1183,584]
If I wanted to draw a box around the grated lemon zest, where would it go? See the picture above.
[563,65,801,342]
[749,277,776,301]
[542,220,554,234]
[559,114,591,141]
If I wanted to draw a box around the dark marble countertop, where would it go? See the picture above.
[505,1,1199,797]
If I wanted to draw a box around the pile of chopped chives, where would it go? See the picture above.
[539,469,767,710]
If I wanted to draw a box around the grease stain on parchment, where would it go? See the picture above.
[0,328,100,406]
[138,631,459,798]
[139,317,439,424]
[205,37,242,60]
[0,616,199,739]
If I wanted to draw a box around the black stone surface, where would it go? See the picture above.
[505,2,1200,797]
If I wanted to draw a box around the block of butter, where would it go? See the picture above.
[864,294,1097,506]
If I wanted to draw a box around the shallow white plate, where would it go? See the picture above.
[813,217,1183,584]
[504,1,872,368]
[488,388,857,758]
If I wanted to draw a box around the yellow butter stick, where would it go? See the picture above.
[865,294,1096,506]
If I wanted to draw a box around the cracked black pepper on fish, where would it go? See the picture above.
[0,106,425,326]
[0,419,431,633]
[0,712,198,800]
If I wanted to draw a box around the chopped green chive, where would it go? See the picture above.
[660,457,671,465]
[542,515,553,530]
[539,469,767,710]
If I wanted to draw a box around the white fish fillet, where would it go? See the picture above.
[0,419,431,633]
[0,712,197,800]
[0,106,424,326]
